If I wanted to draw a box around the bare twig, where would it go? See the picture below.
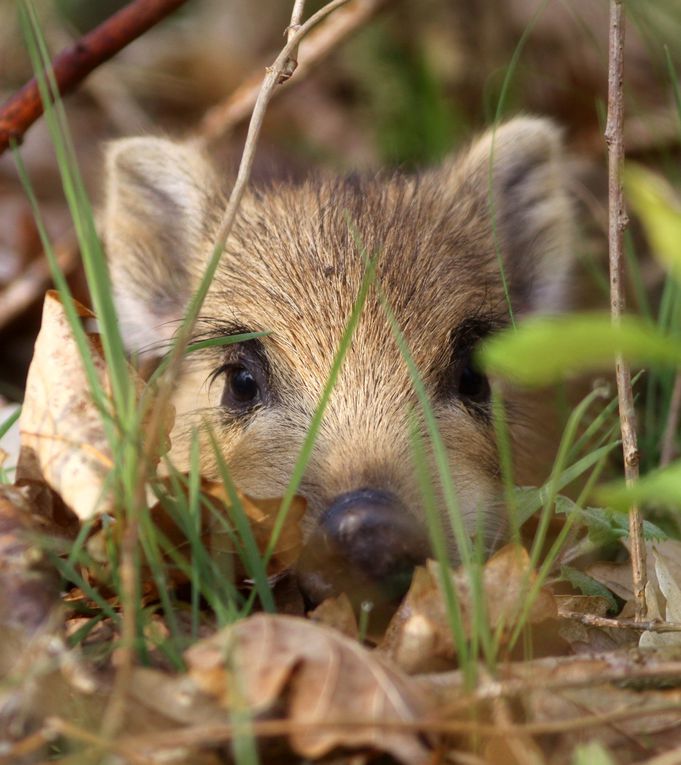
[211,0,349,252]
[560,610,681,633]
[0,0,189,156]
[604,0,646,621]
[660,371,681,467]
[279,0,307,84]
[197,0,390,145]
[55,698,681,752]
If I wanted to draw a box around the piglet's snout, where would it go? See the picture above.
[296,488,430,611]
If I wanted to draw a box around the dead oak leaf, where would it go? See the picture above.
[309,593,359,640]
[641,543,681,649]
[382,545,557,673]
[185,613,433,764]
[17,291,144,520]
[197,483,305,579]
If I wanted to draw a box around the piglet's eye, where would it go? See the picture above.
[457,358,490,404]
[443,316,498,410]
[221,364,263,411]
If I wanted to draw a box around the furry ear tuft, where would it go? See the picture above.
[456,117,574,314]
[102,137,222,354]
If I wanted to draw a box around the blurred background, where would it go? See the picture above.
[1,0,680,400]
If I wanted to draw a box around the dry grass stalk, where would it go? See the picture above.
[604,0,647,620]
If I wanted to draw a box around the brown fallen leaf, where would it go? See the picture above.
[556,595,611,619]
[585,559,635,602]
[556,595,636,653]
[309,592,359,640]
[17,291,148,520]
[641,543,681,650]
[381,545,557,673]
[199,482,306,580]
[185,613,433,764]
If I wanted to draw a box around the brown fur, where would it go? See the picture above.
[103,118,573,557]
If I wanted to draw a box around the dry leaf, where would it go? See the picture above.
[555,595,637,652]
[199,482,306,579]
[308,592,359,639]
[556,595,611,618]
[186,613,433,763]
[588,541,681,642]
[459,545,557,629]
[585,560,634,601]
[382,545,557,673]
[641,544,681,649]
[17,291,139,520]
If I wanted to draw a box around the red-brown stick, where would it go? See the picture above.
[0,0,189,156]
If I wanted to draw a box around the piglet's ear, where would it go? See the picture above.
[455,117,574,315]
[102,137,223,355]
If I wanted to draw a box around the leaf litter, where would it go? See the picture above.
[3,292,681,763]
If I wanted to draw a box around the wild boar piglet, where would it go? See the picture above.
[103,117,573,607]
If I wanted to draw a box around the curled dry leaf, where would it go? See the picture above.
[382,545,557,673]
[585,560,635,602]
[588,540,681,630]
[16,291,146,520]
[308,592,359,639]
[197,482,305,580]
[556,595,636,653]
[641,543,681,649]
[185,613,433,764]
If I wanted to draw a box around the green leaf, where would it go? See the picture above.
[479,313,681,386]
[560,566,619,613]
[624,163,681,285]
[597,460,681,511]
[565,503,668,545]
[513,442,620,526]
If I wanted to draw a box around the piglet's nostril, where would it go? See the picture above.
[296,488,429,613]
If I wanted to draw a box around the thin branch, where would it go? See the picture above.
[660,371,681,467]
[212,0,351,252]
[50,698,681,752]
[0,0,189,156]
[560,610,681,633]
[197,0,390,146]
[604,0,647,621]
[279,0,307,84]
